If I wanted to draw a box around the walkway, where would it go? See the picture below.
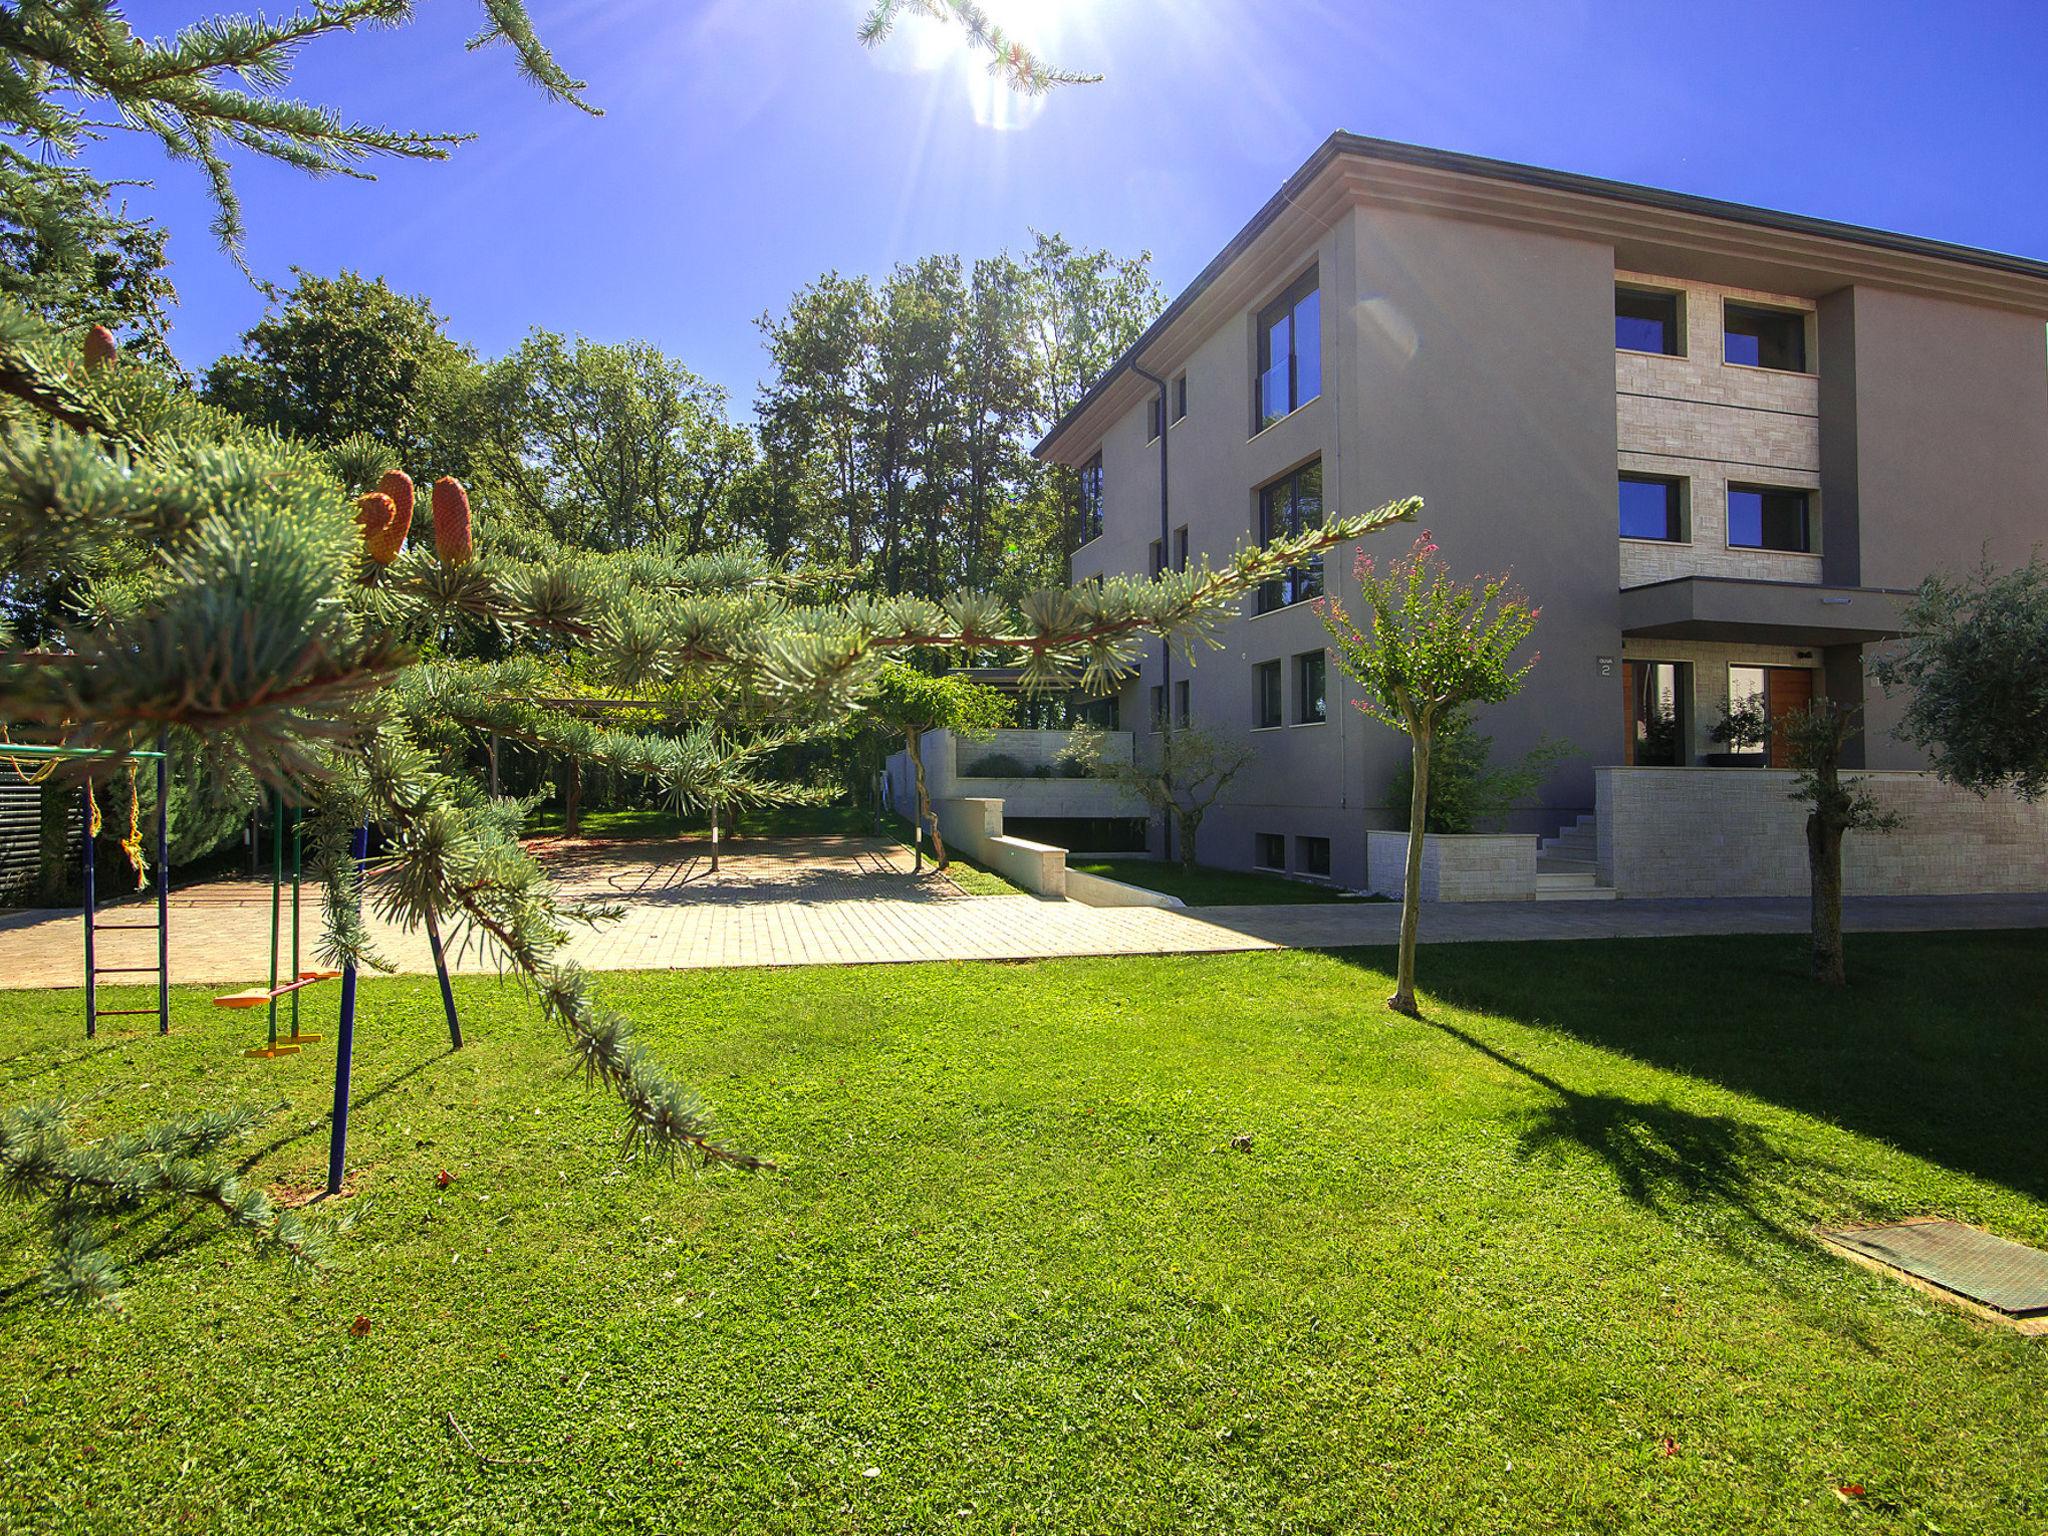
[2,832,2044,989]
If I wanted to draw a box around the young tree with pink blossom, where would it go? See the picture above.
[1318,533,1541,1017]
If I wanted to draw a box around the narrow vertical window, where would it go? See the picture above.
[1172,374,1188,422]
[1174,680,1190,728]
[1145,396,1162,443]
[1254,661,1283,729]
[1172,526,1189,572]
[1255,269,1322,430]
[1256,459,1325,612]
[1294,651,1326,723]
[1078,452,1104,542]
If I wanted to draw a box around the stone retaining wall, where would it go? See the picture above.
[1595,766,2048,898]
[1366,832,1537,902]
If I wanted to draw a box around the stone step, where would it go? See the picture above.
[1537,856,1597,875]
[1534,884,1619,901]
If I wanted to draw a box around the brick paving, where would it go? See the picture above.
[3,833,2045,991]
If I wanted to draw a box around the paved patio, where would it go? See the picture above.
[2,832,2044,991]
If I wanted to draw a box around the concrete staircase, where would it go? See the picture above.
[1535,815,1616,901]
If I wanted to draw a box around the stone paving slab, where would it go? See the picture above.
[3,832,2045,992]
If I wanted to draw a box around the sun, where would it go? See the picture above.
[880,0,1107,130]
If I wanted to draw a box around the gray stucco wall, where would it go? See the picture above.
[1818,287,2048,769]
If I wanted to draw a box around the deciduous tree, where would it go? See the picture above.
[1318,529,1532,1017]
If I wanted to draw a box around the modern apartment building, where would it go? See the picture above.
[1034,133,2048,896]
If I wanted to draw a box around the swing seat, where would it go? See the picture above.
[213,970,343,1009]
[242,1043,302,1058]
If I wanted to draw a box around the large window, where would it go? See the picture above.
[1616,286,1682,355]
[1078,452,1104,542]
[1723,302,1807,372]
[1255,459,1324,613]
[1625,659,1690,766]
[1294,650,1326,723]
[1255,269,1322,430]
[1728,486,1812,552]
[1619,474,1684,542]
[1254,661,1283,729]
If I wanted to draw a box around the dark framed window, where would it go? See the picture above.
[1174,679,1190,728]
[1149,684,1166,732]
[1172,374,1188,423]
[1254,832,1286,870]
[1172,525,1189,572]
[1255,458,1324,613]
[1149,538,1165,579]
[1616,286,1682,355]
[1255,269,1322,430]
[1294,650,1326,723]
[1724,302,1807,371]
[1146,396,1162,443]
[1077,694,1119,730]
[1619,474,1684,542]
[1295,835,1331,877]
[1078,452,1104,542]
[1254,661,1283,729]
[1626,659,1691,766]
[1727,486,1812,552]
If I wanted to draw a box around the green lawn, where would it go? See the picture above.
[1070,857,1380,906]
[3,933,2046,1533]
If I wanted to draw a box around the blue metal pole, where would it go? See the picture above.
[155,738,169,1034]
[81,776,95,1038]
[325,821,369,1198]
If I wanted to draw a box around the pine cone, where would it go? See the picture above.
[355,492,402,565]
[83,326,117,372]
[376,469,415,557]
[431,476,473,566]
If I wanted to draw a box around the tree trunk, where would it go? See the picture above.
[1391,721,1432,1017]
[709,799,721,873]
[1807,808,1846,985]
[563,756,583,838]
[1178,808,1200,875]
[36,780,72,905]
[907,728,946,870]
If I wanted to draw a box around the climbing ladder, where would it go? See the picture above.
[0,741,172,1038]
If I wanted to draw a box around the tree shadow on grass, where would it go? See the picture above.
[1331,931,2048,1202]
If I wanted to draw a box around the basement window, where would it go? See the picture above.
[1295,836,1331,878]
[1254,832,1286,871]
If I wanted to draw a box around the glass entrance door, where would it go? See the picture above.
[1623,660,1690,765]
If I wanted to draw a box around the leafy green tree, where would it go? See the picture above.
[1319,528,1533,1017]
[864,663,1013,868]
[201,270,477,470]
[466,330,754,555]
[1871,553,2048,801]
[1782,701,1900,986]
[0,152,176,368]
[1062,723,1252,875]
[1383,707,1573,834]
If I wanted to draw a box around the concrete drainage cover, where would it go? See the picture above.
[1821,1220,2048,1316]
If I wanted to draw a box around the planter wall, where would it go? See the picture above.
[1365,831,1537,902]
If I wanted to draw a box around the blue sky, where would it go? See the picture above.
[94,0,2048,407]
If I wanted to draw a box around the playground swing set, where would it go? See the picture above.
[5,738,465,1198]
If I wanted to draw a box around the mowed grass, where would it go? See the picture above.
[1,933,2046,1534]
[1070,858,1379,906]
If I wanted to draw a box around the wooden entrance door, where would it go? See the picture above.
[1766,668,1814,767]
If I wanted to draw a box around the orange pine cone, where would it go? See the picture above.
[431,476,473,567]
[376,469,415,557]
[83,326,117,372]
[355,492,402,565]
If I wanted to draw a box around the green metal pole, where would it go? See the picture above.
[290,803,302,1040]
[266,787,282,1049]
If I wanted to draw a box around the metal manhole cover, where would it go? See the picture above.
[1820,1220,2048,1315]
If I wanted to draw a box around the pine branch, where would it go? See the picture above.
[859,0,1101,91]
